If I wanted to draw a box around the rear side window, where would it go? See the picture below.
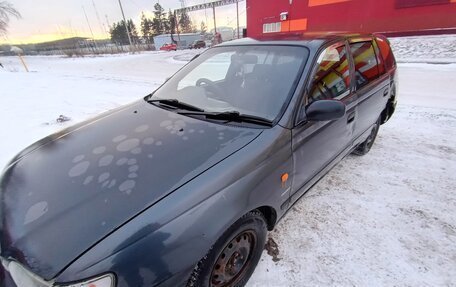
[375,36,396,70]
[350,41,380,89]
[308,44,350,104]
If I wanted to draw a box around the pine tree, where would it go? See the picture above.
[178,10,193,33]
[110,19,139,45]
[140,12,153,43]
[167,10,176,34]
[151,2,167,35]
[109,22,123,44]
[200,21,207,34]
[163,15,170,34]
[127,19,139,43]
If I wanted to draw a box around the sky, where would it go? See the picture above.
[1,0,247,44]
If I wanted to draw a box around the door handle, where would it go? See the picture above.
[383,89,389,97]
[347,112,355,124]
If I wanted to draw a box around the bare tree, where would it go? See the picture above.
[0,1,21,35]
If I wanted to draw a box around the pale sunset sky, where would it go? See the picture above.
[2,0,247,44]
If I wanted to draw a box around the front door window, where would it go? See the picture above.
[308,44,351,104]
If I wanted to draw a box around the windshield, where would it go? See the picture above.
[151,45,309,121]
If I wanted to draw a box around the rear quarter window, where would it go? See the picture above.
[372,40,386,76]
[375,36,396,70]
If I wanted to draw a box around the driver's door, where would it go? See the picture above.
[289,41,357,204]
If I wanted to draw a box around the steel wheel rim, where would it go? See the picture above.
[210,230,257,287]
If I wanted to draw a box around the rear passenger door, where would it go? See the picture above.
[349,38,391,142]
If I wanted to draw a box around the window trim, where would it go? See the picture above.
[263,22,282,34]
[306,42,352,105]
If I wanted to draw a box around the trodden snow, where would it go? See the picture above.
[1,39,456,286]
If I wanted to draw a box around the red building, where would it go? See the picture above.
[246,0,456,38]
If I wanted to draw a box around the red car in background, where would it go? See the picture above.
[159,43,177,51]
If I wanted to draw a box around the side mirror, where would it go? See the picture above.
[306,100,346,121]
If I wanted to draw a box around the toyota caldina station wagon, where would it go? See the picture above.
[1,34,397,287]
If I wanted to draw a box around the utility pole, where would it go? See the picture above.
[212,5,217,33]
[236,0,240,39]
[117,0,134,51]
[174,10,181,47]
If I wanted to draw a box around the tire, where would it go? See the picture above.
[187,210,267,287]
[352,117,380,156]
[381,85,396,124]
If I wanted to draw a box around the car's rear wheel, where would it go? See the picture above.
[352,117,380,156]
[187,210,267,287]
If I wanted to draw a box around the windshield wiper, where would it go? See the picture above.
[147,98,204,112]
[177,111,273,127]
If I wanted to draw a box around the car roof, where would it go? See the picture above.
[217,33,375,50]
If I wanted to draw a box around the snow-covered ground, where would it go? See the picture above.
[1,42,456,286]
[390,35,456,63]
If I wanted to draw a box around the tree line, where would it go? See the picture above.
[110,2,205,45]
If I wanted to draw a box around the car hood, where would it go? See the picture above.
[0,100,261,280]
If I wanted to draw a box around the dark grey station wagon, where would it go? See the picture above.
[1,34,397,287]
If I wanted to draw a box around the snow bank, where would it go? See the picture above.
[390,35,456,63]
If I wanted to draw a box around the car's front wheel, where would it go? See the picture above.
[187,210,267,287]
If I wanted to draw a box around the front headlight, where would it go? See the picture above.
[1,257,115,287]
[59,274,115,287]
[2,259,50,287]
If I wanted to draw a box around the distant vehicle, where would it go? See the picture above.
[0,33,397,287]
[188,40,206,49]
[160,43,177,51]
[204,40,213,48]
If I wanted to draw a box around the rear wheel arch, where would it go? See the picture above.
[381,82,396,124]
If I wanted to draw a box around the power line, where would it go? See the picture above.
[204,0,208,24]
[226,7,245,25]
[82,5,99,49]
[105,14,111,31]
[92,0,107,37]
[128,0,143,10]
